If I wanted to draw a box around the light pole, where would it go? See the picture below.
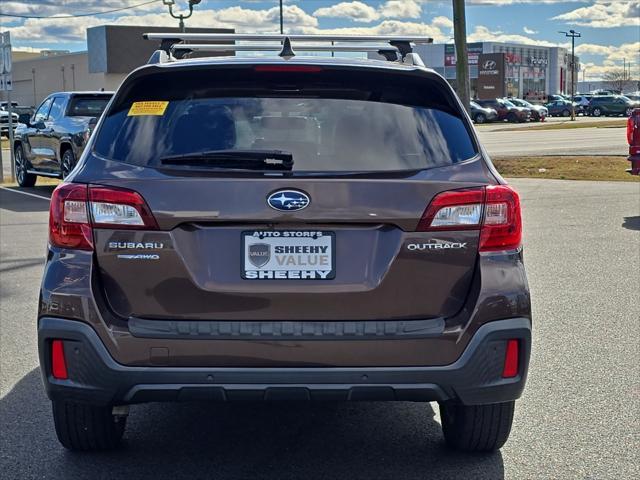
[559,29,581,121]
[163,0,201,33]
[279,0,284,34]
[452,0,470,114]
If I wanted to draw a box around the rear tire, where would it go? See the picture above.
[561,109,570,117]
[60,148,76,179]
[475,113,486,124]
[626,107,633,117]
[439,401,515,452]
[14,144,37,188]
[592,107,602,117]
[52,400,126,451]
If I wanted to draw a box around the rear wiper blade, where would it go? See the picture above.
[159,149,293,171]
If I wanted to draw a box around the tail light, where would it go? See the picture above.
[628,110,640,155]
[417,185,522,252]
[49,183,158,251]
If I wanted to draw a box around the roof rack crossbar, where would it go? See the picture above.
[143,33,432,61]
[170,44,401,53]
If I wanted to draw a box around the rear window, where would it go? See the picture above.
[94,66,477,173]
[68,96,111,117]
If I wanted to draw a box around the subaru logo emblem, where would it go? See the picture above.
[267,189,310,211]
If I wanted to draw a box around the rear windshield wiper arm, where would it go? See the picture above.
[159,150,293,171]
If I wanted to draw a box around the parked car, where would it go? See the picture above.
[476,98,530,122]
[588,95,638,117]
[0,109,19,137]
[572,95,592,115]
[627,108,640,175]
[544,99,576,117]
[470,101,497,123]
[625,92,640,102]
[506,98,548,122]
[13,91,113,186]
[38,34,531,453]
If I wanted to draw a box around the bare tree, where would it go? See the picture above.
[603,68,632,93]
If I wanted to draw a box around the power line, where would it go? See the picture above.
[0,0,161,19]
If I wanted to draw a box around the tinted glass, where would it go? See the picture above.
[34,98,52,122]
[68,96,111,117]
[47,97,66,121]
[94,67,477,173]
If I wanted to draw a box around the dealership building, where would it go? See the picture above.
[414,42,579,101]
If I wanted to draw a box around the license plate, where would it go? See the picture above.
[242,230,335,280]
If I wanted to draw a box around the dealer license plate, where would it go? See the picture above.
[242,230,335,280]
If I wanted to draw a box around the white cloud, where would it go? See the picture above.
[313,0,422,23]
[379,1,422,19]
[314,2,380,23]
[7,5,318,43]
[523,26,538,34]
[552,1,640,28]
[467,25,563,47]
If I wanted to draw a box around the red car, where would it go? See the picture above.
[628,108,640,175]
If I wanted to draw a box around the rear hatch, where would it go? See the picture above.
[82,62,490,322]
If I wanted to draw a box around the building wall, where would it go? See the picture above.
[1,52,118,107]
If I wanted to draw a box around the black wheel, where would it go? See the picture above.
[52,400,126,451]
[561,109,570,117]
[626,107,633,117]
[14,144,37,188]
[506,112,518,123]
[475,113,486,124]
[592,107,602,117]
[439,401,515,452]
[61,149,76,179]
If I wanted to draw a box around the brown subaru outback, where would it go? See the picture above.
[38,34,531,453]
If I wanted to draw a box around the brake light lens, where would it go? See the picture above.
[254,65,323,72]
[49,183,158,251]
[49,183,92,250]
[479,185,522,252]
[89,186,158,229]
[417,188,484,231]
[51,340,68,380]
[417,185,522,252]
[628,110,640,154]
[502,339,519,378]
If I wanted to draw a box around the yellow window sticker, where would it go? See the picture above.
[128,101,169,116]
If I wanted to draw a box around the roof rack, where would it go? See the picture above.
[143,33,432,65]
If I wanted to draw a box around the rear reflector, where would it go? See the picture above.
[51,340,68,380]
[417,185,522,252]
[49,183,158,251]
[502,339,519,378]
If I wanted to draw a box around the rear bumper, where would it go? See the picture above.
[38,316,531,407]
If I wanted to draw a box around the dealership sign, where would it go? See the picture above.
[477,53,506,99]
[444,43,483,67]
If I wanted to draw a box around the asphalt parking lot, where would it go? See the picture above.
[1,179,639,479]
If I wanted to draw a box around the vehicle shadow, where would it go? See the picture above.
[0,185,53,213]
[622,216,640,231]
[1,370,504,480]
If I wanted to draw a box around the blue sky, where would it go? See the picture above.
[1,1,638,79]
